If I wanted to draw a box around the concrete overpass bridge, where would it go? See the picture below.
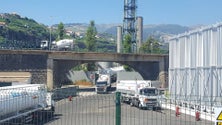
[0,50,168,90]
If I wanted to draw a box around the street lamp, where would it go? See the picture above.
[49,26,51,50]
[151,43,153,54]
[49,16,53,50]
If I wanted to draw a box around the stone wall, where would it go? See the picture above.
[0,54,48,85]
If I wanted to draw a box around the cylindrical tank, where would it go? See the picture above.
[0,84,47,116]
[116,80,139,94]
[136,16,143,52]
[117,26,122,53]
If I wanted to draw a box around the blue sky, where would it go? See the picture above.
[1,0,222,26]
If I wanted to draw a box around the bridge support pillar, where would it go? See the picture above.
[47,58,54,90]
[159,58,165,73]
[158,57,169,88]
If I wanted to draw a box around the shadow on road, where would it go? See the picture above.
[41,114,63,125]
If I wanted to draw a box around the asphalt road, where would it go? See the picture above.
[45,93,213,125]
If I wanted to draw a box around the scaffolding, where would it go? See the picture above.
[123,0,137,53]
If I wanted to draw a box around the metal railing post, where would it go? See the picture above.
[116,92,121,125]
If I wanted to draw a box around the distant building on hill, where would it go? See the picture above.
[0,22,6,27]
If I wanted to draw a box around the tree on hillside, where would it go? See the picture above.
[85,20,97,52]
[139,36,161,54]
[123,65,133,71]
[72,63,97,71]
[57,22,65,40]
[152,39,161,53]
[123,34,132,53]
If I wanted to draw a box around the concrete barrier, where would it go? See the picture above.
[52,85,79,101]
[161,103,214,122]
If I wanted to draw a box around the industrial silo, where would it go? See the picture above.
[117,26,123,53]
[136,16,143,52]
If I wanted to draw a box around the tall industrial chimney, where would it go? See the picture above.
[117,26,123,53]
[136,16,143,52]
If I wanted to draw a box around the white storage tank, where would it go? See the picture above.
[169,22,222,108]
[0,84,47,117]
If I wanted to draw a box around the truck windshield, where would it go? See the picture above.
[96,81,107,85]
[140,88,157,96]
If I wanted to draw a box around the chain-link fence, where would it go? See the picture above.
[0,84,216,125]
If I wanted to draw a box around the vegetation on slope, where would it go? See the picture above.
[0,13,55,48]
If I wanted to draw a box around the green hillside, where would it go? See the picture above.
[0,13,52,49]
[0,13,186,53]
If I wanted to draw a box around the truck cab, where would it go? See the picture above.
[40,40,49,50]
[95,73,112,94]
[136,87,160,109]
[95,81,108,94]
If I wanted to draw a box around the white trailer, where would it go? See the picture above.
[40,39,74,50]
[0,84,55,124]
[116,80,161,110]
[52,39,74,50]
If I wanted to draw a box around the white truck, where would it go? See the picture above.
[95,74,111,94]
[0,84,55,124]
[40,39,74,50]
[116,80,161,110]
[40,40,50,50]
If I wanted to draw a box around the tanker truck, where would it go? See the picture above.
[95,74,111,94]
[51,39,74,50]
[116,80,161,110]
[41,39,74,50]
[0,84,55,124]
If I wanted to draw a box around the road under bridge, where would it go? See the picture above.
[0,50,168,89]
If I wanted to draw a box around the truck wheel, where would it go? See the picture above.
[120,98,124,103]
[155,106,161,111]
[120,97,125,103]
[49,108,55,118]
[33,112,44,124]
[130,101,134,107]
[39,112,44,123]
[48,106,55,119]
[138,103,143,109]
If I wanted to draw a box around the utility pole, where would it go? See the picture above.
[49,16,53,50]
[49,26,51,50]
